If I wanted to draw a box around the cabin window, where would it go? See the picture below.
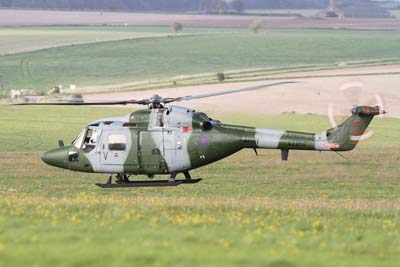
[122,122,137,127]
[108,134,127,151]
[156,110,164,127]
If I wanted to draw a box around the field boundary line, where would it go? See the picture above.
[0,32,208,56]
[72,61,400,94]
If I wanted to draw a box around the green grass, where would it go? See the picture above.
[0,26,175,56]
[0,106,399,266]
[1,28,400,91]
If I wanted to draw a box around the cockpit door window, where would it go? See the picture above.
[83,128,102,153]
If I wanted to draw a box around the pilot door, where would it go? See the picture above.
[100,131,129,165]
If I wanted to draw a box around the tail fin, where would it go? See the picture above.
[324,106,383,151]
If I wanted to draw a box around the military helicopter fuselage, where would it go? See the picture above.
[17,82,383,187]
[44,105,248,175]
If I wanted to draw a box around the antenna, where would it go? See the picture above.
[335,151,349,160]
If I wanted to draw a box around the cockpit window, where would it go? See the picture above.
[73,128,101,153]
[83,128,102,153]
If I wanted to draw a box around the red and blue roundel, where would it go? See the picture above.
[199,137,208,145]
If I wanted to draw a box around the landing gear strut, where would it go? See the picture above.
[169,170,192,182]
[96,172,201,188]
[115,173,130,184]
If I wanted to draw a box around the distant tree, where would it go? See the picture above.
[216,0,229,14]
[326,10,339,18]
[200,0,219,13]
[171,22,183,33]
[217,72,225,82]
[72,94,83,99]
[231,0,244,14]
[0,0,12,7]
[0,0,328,11]
[248,19,263,33]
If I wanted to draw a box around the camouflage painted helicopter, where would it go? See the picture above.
[16,82,384,188]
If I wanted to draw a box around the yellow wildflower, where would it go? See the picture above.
[223,241,231,248]
[69,215,77,222]
[124,212,131,221]
[384,220,396,228]
[296,230,305,237]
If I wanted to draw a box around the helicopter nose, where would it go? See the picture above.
[41,147,69,169]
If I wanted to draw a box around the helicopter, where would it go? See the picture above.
[15,81,385,188]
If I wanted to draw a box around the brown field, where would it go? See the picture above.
[1,9,400,30]
[83,64,400,118]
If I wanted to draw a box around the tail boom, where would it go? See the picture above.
[249,106,382,153]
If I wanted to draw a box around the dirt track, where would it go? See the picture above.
[83,65,400,118]
[2,9,400,30]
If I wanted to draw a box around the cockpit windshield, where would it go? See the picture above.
[72,129,86,149]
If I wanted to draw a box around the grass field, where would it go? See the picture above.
[0,26,175,56]
[0,26,222,56]
[0,25,221,54]
[0,106,399,266]
[1,28,400,91]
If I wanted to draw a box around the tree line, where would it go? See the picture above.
[0,0,328,12]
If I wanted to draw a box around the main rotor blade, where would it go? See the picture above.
[11,81,295,107]
[12,99,149,106]
[164,81,296,103]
